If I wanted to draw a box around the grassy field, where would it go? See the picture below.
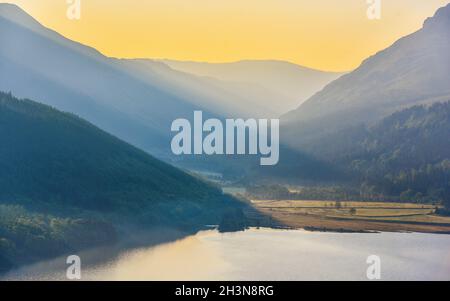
[251,200,450,234]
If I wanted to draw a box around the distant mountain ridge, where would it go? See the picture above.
[117,58,278,118]
[163,59,344,115]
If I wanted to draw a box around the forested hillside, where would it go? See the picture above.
[0,92,247,273]
[347,102,450,205]
[306,102,450,205]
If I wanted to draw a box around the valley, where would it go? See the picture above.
[1,2,450,281]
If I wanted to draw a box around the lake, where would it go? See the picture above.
[3,228,450,281]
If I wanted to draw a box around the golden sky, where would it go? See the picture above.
[1,0,449,71]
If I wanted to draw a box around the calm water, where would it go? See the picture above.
[4,228,450,281]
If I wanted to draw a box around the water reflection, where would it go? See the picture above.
[4,228,450,281]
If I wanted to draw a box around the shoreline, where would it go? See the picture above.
[251,200,450,235]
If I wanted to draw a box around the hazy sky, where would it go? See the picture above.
[2,0,449,71]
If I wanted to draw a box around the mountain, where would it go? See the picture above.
[250,4,450,193]
[117,59,280,118]
[0,3,286,162]
[163,59,344,115]
[281,4,450,150]
[0,3,336,182]
[0,91,248,272]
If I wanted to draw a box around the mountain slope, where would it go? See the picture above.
[335,101,450,203]
[0,91,247,272]
[282,4,450,149]
[163,59,344,115]
[0,3,190,156]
